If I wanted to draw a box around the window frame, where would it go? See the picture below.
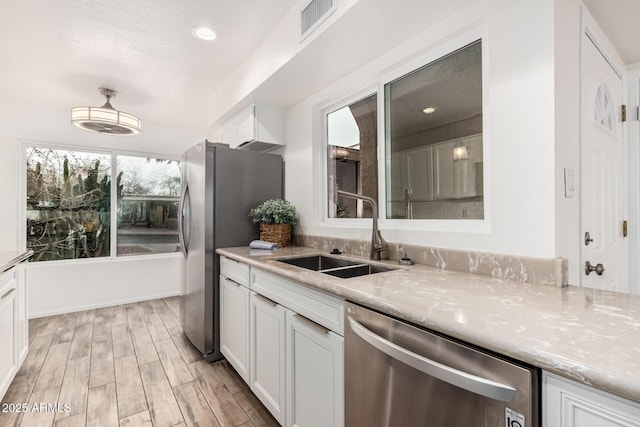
[20,140,183,264]
[317,85,380,228]
[316,30,491,234]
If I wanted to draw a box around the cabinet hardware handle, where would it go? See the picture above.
[347,316,517,402]
[1,288,16,300]
[254,293,278,306]
[294,313,330,335]
[224,277,243,287]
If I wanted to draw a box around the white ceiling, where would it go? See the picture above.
[582,0,640,65]
[0,0,297,131]
[1,0,638,136]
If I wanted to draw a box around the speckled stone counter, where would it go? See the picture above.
[217,246,640,404]
[0,250,33,273]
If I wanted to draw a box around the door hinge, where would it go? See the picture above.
[621,105,627,122]
[623,220,628,237]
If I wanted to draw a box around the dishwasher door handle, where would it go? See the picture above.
[347,316,517,402]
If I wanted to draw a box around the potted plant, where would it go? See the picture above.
[249,199,298,247]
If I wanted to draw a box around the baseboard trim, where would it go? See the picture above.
[28,291,183,319]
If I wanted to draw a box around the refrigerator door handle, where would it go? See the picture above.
[178,182,191,258]
[347,316,517,402]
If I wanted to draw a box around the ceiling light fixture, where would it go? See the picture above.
[422,107,437,114]
[71,88,141,136]
[192,25,217,41]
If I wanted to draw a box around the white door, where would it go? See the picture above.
[581,31,627,292]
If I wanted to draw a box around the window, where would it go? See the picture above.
[25,146,181,262]
[322,40,484,223]
[26,147,112,261]
[326,93,378,218]
[116,156,181,256]
[385,40,483,219]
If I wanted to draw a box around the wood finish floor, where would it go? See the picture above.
[0,297,278,427]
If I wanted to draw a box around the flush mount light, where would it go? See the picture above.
[422,107,437,114]
[71,88,141,136]
[192,25,216,41]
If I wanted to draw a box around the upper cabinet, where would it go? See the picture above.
[220,104,286,151]
[433,134,483,200]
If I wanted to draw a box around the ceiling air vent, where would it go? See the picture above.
[300,0,336,39]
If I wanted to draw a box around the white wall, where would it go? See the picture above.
[0,102,207,316]
[27,255,184,317]
[284,0,558,258]
[554,0,582,283]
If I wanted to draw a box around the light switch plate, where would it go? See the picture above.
[564,168,575,198]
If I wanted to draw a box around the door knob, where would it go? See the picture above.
[585,261,605,276]
[584,231,593,246]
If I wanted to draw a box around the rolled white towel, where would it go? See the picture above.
[249,240,279,250]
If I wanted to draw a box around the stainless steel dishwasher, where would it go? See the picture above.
[345,302,539,427]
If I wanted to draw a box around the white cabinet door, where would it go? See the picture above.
[433,135,483,200]
[0,268,17,399]
[407,146,433,202]
[544,372,640,427]
[236,106,256,144]
[16,264,27,365]
[286,311,343,427]
[433,141,456,199]
[219,119,237,148]
[250,292,287,425]
[220,275,250,383]
[457,134,483,198]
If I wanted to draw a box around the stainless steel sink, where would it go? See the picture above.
[322,264,395,278]
[277,255,396,278]
[278,255,360,271]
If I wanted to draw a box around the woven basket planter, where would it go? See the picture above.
[259,223,292,247]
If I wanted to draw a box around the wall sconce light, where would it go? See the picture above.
[453,141,469,160]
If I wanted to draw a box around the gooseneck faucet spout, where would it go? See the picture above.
[337,190,388,260]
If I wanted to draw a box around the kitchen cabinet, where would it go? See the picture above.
[219,104,286,150]
[16,264,27,365]
[543,372,640,426]
[433,134,483,200]
[0,267,18,399]
[286,310,344,427]
[250,291,287,425]
[220,256,251,383]
[250,268,345,427]
[389,147,434,217]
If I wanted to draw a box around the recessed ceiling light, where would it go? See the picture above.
[422,107,437,114]
[192,26,216,41]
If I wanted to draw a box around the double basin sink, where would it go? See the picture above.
[278,255,395,278]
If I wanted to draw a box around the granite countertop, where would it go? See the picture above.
[217,246,640,404]
[0,250,33,273]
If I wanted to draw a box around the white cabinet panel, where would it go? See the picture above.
[407,146,433,201]
[544,372,640,427]
[16,264,27,365]
[220,275,250,383]
[433,134,483,200]
[250,292,287,425]
[286,311,344,427]
[252,269,344,335]
[219,104,286,149]
[0,267,17,400]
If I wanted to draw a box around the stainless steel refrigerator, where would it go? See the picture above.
[178,141,283,361]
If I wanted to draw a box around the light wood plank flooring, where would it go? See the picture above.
[1,297,278,427]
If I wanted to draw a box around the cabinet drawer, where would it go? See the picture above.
[220,256,250,287]
[252,269,344,335]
